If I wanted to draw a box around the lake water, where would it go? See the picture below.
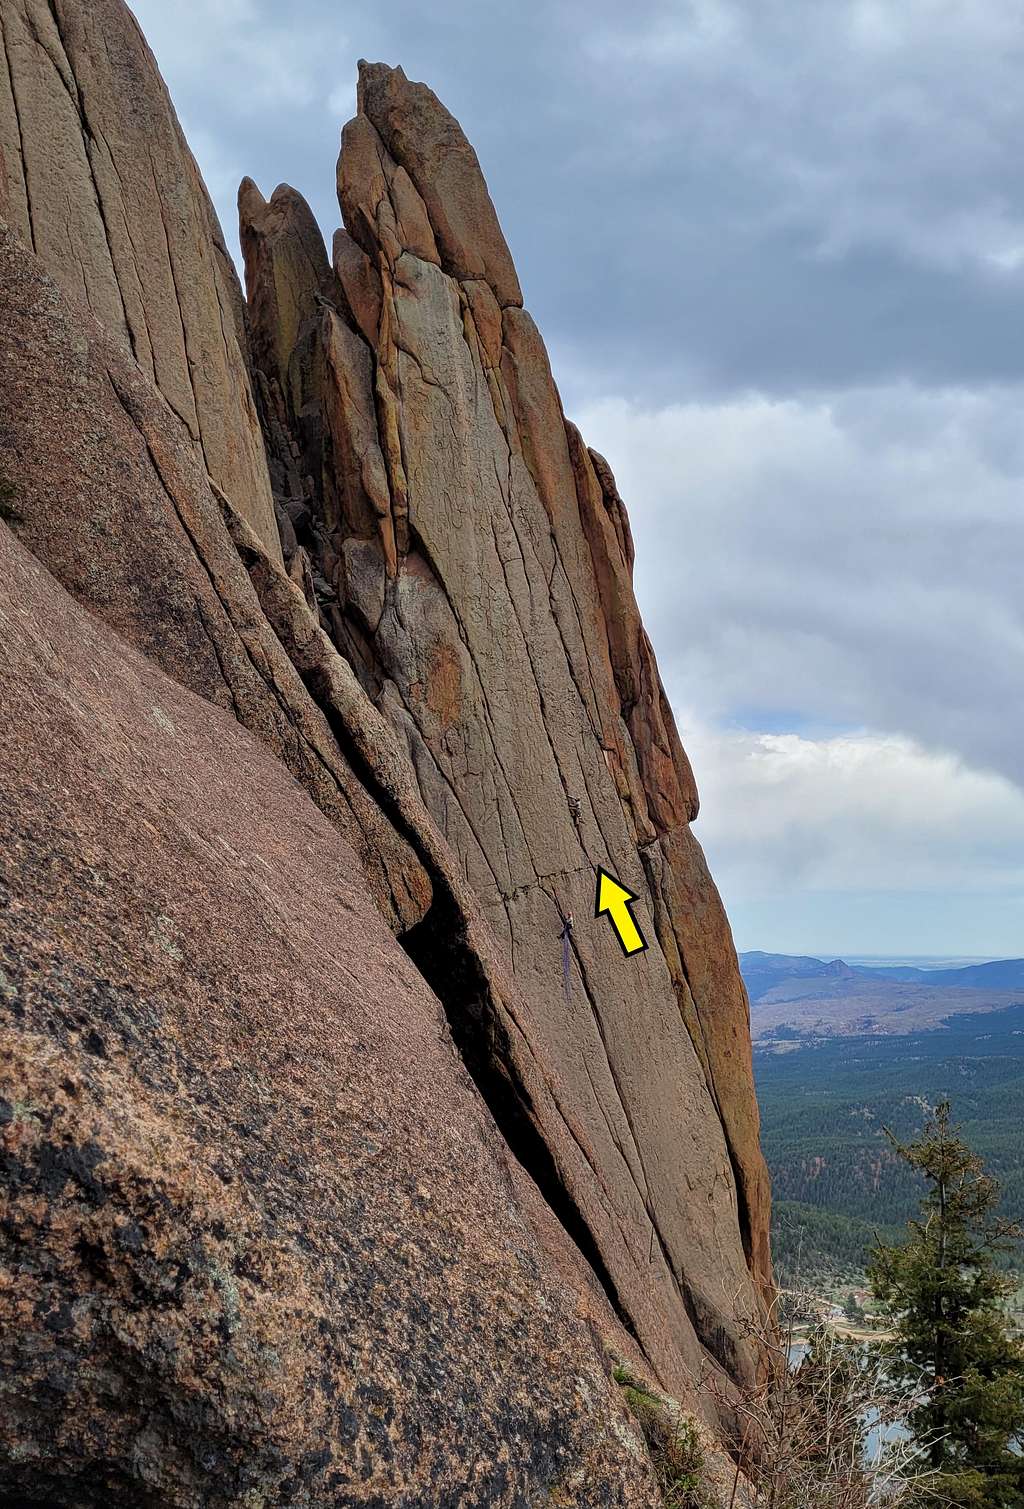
[788,1341,909,1460]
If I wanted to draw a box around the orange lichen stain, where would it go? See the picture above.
[424,639,462,730]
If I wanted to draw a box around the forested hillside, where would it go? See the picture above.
[754,1004,1024,1281]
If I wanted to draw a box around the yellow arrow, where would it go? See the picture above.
[594,866,648,957]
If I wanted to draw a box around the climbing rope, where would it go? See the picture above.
[560,912,574,1002]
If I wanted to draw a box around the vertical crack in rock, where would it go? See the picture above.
[216,495,645,1344]
[398,893,644,1349]
[0,9,35,247]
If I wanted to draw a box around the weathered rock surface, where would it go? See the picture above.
[239,58,772,1416]
[0,0,280,557]
[0,224,429,940]
[356,61,522,307]
[0,517,663,1507]
[0,4,772,1501]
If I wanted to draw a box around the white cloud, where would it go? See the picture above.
[576,384,1024,790]
[573,382,1024,950]
[683,718,1024,898]
[132,0,329,113]
[679,714,1024,954]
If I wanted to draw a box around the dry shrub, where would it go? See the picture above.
[702,1291,951,1509]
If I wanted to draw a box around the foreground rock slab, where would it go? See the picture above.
[0,518,662,1507]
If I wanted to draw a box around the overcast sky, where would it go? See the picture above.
[131,0,1024,956]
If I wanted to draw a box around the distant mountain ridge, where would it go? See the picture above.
[741,950,1024,1003]
[863,959,1024,988]
[739,951,1024,1041]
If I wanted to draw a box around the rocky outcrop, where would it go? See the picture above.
[0,5,772,1502]
[239,59,772,1408]
[0,0,280,557]
[0,514,663,1507]
[0,223,429,938]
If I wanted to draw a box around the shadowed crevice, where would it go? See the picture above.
[398,888,643,1351]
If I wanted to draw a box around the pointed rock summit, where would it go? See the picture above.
[355,60,523,306]
[1,8,772,1504]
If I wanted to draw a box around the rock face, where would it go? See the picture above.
[0,0,280,558]
[0,223,430,939]
[0,517,660,1507]
[0,6,772,1504]
[241,60,772,1398]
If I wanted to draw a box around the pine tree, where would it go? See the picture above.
[867,1101,1024,1507]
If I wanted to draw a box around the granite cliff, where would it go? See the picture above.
[0,3,771,1503]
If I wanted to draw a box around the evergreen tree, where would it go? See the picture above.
[868,1101,1024,1507]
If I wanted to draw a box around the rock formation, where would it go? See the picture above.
[240,59,773,1386]
[0,0,280,557]
[0,509,664,1506]
[0,4,772,1504]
